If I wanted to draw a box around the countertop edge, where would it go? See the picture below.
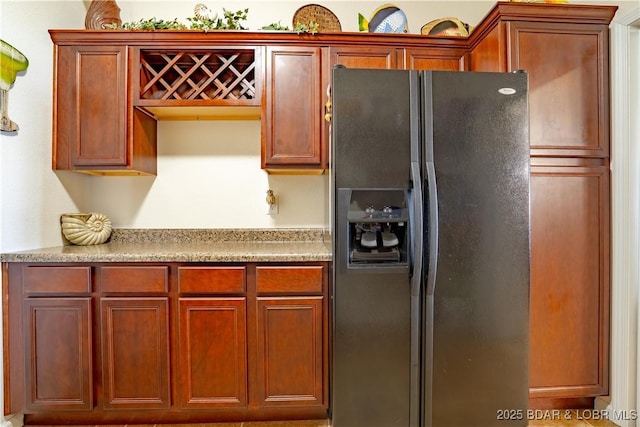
[1,229,333,263]
[0,253,332,263]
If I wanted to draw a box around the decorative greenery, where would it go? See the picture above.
[187,8,249,30]
[106,17,187,30]
[98,5,326,34]
[261,21,290,31]
[100,6,324,34]
[294,21,319,34]
[104,7,249,31]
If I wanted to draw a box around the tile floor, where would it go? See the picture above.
[24,413,625,427]
[24,410,629,427]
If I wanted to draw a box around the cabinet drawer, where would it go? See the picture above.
[256,266,324,294]
[23,266,91,295]
[101,266,169,293]
[178,266,246,294]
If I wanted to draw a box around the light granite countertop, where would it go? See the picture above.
[0,229,332,263]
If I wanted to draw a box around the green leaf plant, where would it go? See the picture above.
[294,21,319,34]
[104,7,249,31]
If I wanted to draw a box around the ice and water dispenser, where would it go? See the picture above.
[344,189,410,269]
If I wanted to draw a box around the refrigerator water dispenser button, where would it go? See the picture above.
[361,231,378,248]
[359,231,399,248]
[382,232,399,247]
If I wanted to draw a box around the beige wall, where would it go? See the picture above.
[0,0,635,252]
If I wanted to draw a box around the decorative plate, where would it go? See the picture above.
[358,4,408,34]
[293,4,342,32]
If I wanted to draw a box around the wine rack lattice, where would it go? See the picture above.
[139,49,257,102]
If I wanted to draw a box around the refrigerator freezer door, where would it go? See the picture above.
[331,67,422,427]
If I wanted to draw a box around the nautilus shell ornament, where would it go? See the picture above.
[60,213,112,245]
[194,3,217,21]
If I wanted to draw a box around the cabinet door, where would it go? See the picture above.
[23,298,92,411]
[508,22,610,158]
[178,298,247,409]
[529,161,610,400]
[100,297,170,409]
[54,45,128,169]
[403,48,467,71]
[255,297,325,408]
[262,46,323,171]
[328,46,398,69]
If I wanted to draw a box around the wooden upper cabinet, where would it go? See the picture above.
[50,10,615,175]
[52,44,157,175]
[328,45,398,70]
[403,48,467,71]
[469,25,506,73]
[262,46,323,172]
[469,4,616,158]
[327,45,468,72]
[53,45,123,168]
[508,22,610,157]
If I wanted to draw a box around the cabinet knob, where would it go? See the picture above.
[324,98,332,122]
[324,84,332,122]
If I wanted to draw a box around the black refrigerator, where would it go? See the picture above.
[330,67,530,427]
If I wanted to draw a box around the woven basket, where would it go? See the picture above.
[421,17,471,37]
[293,4,342,32]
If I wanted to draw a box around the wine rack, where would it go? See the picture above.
[137,48,260,106]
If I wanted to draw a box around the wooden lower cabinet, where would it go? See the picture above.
[255,297,324,407]
[178,297,248,409]
[528,160,610,405]
[4,261,329,423]
[100,297,171,409]
[252,264,328,411]
[19,265,93,412]
[23,298,92,412]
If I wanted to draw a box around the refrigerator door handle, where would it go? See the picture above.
[409,160,423,427]
[410,161,424,283]
[425,161,438,296]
